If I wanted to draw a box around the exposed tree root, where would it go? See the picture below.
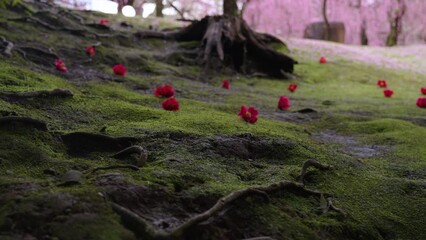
[325,196,347,217]
[61,132,138,155]
[319,194,347,217]
[0,116,48,131]
[111,181,330,240]
[0,36,14,56]
[16,46,58,65]
[0,89,73,101]
[135,16,296,79]
[9,16,89,36]
[296,159,332,184]
[90,164,139,174]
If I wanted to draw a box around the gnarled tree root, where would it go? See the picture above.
[135,16,296,79]
[296,159,332,184]
[0,116,48,131]
[111,181,330,240]
[0,88,73,101]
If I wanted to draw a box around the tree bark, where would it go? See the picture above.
[224,0,238,16]
[386,0,406,46]
[322,0,330,41]
[155,0,163,17]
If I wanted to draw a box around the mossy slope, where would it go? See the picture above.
[0,2,425,240]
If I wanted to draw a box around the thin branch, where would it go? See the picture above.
[167,0,185,19]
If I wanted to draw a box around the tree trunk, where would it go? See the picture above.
[117,0,125,14]
[223,0,238,16]
[386,0,406,46]
[135,16,296,79]
[322,0,330,41]
[155,0,163,17]
[360,20,368,46]
[133,0,144,16]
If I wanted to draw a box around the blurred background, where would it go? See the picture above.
[51,0,426,46]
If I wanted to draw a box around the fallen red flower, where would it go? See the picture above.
[54,59,67,73]
[238,106,258,124]
[421,87,426,95]
[416,98,426,108]
[288,83,298,92]
[86,46,96,57]
[112,64,126,76]
[384,89,394,98]
[319,56,327,64]
[154,85,175,98]
[99,19,109,25]
[162,97,179,111]
[222,80,230,89]
[278,96,291,110]
[377,80,387,88]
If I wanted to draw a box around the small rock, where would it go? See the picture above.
[60,170,84,186]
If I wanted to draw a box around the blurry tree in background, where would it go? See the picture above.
[47,0,426,46]
[386,0,406,46]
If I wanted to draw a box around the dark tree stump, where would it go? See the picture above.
[135,16,297,79]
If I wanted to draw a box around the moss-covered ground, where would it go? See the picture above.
[0,2,425,240]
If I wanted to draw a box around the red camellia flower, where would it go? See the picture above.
[278,96,291,110]
[421,87,426,95]
[86,46,96,57]
[99,19,109,25]
[154,85,175,98]
[162,97,179,111]
[288,83,298,92]
[377,80,387,88]
[416,97,426,108]
[238,106,258,124]
[112,64,126,76]
[319,56,327,64]
[54,59,67,73]
[222,80,230,89]
[384,89,394,98]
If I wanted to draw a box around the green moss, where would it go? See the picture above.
[0,4,425,239]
